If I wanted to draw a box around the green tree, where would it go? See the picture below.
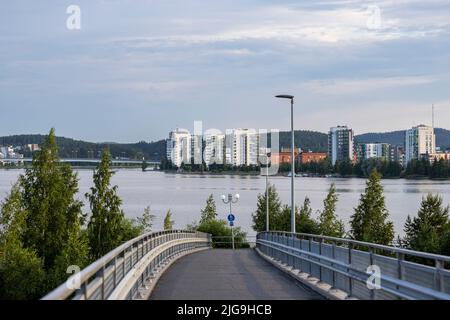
[197,219,249,249]
[297,197,320,234]
[86,149,126,259]
[18,128,87,290]
[277,204,293,232]
[0,184,45,299]
[318,184,345,237]
[137,206,155,233]
[335,159,353,176]
[118,218,142,242]
[0,241,45,300]
[200,194,217,224]
[164,210,174,230]
[350,170,394,245]
[403,194,450,254]
[252,184,282,232]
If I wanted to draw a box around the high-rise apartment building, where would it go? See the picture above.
[389,145,405,166]
[356,143,390,161]
[204,132,225,166]
[405,125,436,164]
[166,128,192,167]
[225,129,259,166]
[328,126,354,166]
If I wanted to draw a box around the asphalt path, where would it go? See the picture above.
[150,249,324,300]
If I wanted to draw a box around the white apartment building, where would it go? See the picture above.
[328,126,354,165]
[0,146,18,159]
[167,128,260,168]
[166,128,192,167]
[405,125,436,163]
[204,132,225,165]
[357,143,390,161]
[225,129,259,166]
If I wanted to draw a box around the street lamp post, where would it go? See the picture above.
[221,193,240,250]
[263,153,271,232]
[275,94,296,233]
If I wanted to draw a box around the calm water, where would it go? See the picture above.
[1,169,449,237]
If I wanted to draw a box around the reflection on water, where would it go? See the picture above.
[1,169,449,237]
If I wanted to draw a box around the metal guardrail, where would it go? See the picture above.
[42,230,211,300]
[211,235,256,246]
[256,231,450,300]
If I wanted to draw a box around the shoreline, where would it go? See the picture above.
[1,167,448,181]
[160,170,449,181]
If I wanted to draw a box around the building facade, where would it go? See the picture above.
[405,125,436,164]
[300,151,327,164]
[356,143,390,161]
[204,132,225,166]
[167,128,260,168]
[328,126,354,166]
[428,152,450,163]
[225,129,259,166]
[389,145,405,166]
[166,128,192,167]
[271,148,301,166]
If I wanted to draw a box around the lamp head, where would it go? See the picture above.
[275,94,294,100]
[221,194,226,200]
[235,193,240,200]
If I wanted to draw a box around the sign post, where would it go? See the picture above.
[222,193,239,250]
[227,213,235,250]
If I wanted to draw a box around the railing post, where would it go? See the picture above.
[101,264,105,299]
[82,281,88,300]
[435,260,444,292]
[369,247,376,300]
[130,246,134,268]
[318,238,323,282]
[332,240,336,288]
[113,256,117,289]
[396,252,404,296]
[348,242,353,297]
[299,235,303,272]
[308,237,312,274]
[123,251,126,279]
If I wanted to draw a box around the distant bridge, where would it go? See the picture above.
[1,158,160,166]
[42,230,450,300]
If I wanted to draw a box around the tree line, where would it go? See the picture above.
[0,129,173,299]
[279,157,450,179]
[252,170,450,258]
[187,195,249,249]
[0,134,165,161]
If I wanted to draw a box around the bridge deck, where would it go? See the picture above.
[150,249,323,300]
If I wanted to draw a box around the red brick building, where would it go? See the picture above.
[300,152,327,164]
[271,149,301,165]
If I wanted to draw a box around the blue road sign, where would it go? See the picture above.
[229,221,234,227]
[227,214,235,222]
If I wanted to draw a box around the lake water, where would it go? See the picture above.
[1,169,449,237]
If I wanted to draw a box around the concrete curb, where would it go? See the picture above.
[135,247,211,300]
[254,248,353,300]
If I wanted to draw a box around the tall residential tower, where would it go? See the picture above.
[328,126,354,166]
[405,125,436,163]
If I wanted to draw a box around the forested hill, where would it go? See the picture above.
[279,130,328,152]
[355,128,450,150]
[280,128,450,151]
[0,134,166,161]
[1,127,449,160]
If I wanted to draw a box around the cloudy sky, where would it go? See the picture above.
[1,0,449,142]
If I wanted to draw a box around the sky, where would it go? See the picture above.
[1,0,450,143]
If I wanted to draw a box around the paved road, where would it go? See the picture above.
[150,249,324,300]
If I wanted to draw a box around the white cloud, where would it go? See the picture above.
[297,76,437,95]
[108,2,448,49]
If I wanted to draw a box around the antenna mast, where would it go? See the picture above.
[432,104,435,129]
